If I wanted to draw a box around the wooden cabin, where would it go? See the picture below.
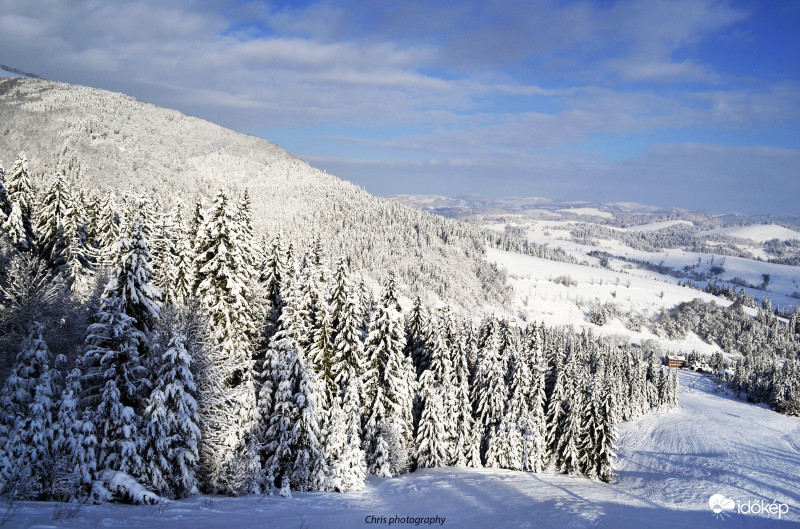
[666,355,686,369]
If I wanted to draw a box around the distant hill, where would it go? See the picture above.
[0,77,510,310]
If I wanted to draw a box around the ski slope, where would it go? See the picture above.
[8,372,799,528]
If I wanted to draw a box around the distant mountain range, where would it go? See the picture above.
[390,194,676,218]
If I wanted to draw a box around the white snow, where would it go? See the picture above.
[557,207,614,219]
[9,371,799,528]
[486,247,741,355]
[705,224,800,243]
[622,220,694,232]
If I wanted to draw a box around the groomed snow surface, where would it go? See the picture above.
[8,371,799,528]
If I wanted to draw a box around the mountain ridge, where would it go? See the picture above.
[0,77,511,310]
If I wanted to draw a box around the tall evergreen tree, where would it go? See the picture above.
[325,377,366,491]
[82,294,146,480]
[596,382,618,483]
[0,323,61,497]
[141,330,200,498]
[472,320,508,463]
[2,153,37,251]
[405,297,429,378]
[414,376,449,469]
[55,368,96,495]
[36,173,72,264]
[193,190,258,494]
[363,274,412,475]
[107,218,161,334]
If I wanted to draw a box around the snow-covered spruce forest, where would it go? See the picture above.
[653,298,800,414]
[0,153,678,504]
[0,77,579,313]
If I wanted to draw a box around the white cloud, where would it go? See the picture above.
[0,0,795,214]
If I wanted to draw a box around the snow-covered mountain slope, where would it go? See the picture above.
[486,248,734,355]
[0,78,510,309]
[10,371,799,528]
[704,224,800,243]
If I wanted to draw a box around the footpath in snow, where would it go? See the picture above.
[8,371,800,529]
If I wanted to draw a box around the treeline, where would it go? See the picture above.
[0,154,676,504]
[571,223,749,257]
[728,356,800,416]
[653,298,800,415]
[653,298,800,359]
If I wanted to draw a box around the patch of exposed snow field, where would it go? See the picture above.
[8,371,798,528]
[704,224,800,243]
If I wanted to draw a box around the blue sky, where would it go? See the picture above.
[1,0,798,214]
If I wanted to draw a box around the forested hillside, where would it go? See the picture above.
[0,78,522,310]
[0,155,677,503]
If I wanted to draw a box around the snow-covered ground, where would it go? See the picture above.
[487,248,745,355]
[704,224,800,243]
[622,220,694,232]
[499,217,800,307]
[9,371,799,528]
[557,207,614,219]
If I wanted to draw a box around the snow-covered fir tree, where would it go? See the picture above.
[405,296,429,378]
[324,378,366,491]
[414,375,449,469]
[2,153,37,251]
[193,190,259,494]
[0,323,62,498]
[55,368,96,496]
[141,328,200,498]
[263,335,325,495]
[363,274,412,476]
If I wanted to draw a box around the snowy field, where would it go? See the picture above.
[506,219,800,308]
[486,248,745,355]
[6,371,798,528]
[703,224,800,243]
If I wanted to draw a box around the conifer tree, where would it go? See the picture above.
[193,190,258,494]
[262,335,293,494]
[167,201,194,307]
[450,322,473,467]
[325,379,366,491]
[555,379,584,476]
[330,292,366,402]
[94,191,120,265]
[55,368,96,495]
[405,297,429,378]
[545,348,570,462]
[472,320,507,463]
[141,330,200,498]
[36,173,72,265]
[260,230,288,342]
[108,218,161,334]
[578,377,602,478]
[308,303,337,411]
[287,348,326,492]
[0,323,61,497]
[82,294,146,480]
[363,274,412,475]
[523,346,548,472]
[414,376,449,468]
[2,153,37,251]
[596,382,618,483]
